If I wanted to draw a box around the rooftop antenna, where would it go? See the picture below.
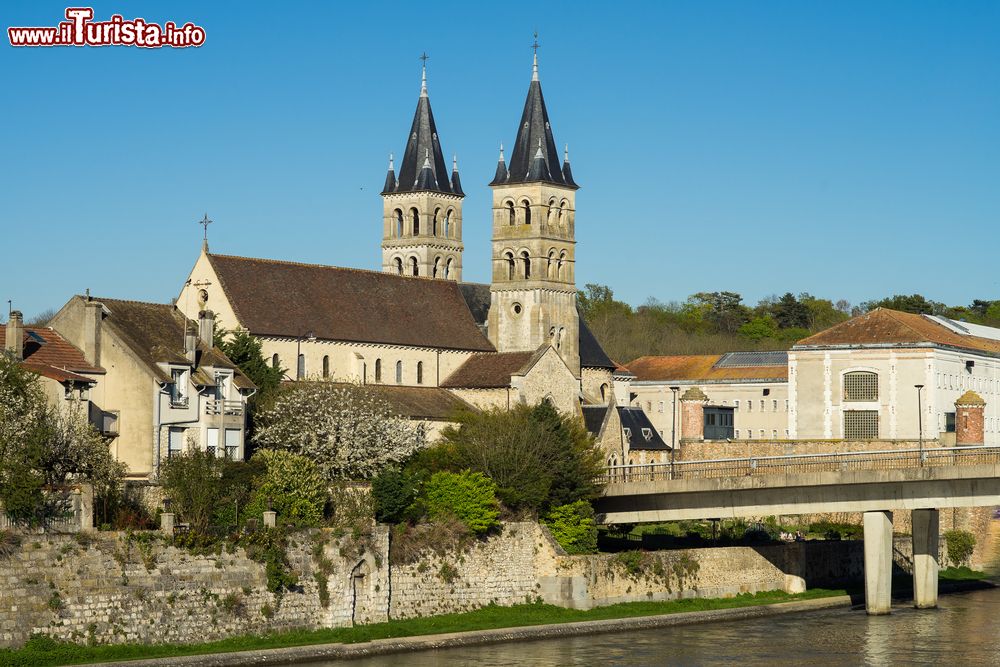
[199,213,213,251]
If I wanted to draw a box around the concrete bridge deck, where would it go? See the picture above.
[594,446,1000,615]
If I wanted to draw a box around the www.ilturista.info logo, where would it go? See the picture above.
[8,7,206,48]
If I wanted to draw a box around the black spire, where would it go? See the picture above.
[393,60,455,195]
[450,155,464,196]
[502,49,578,189]
[489,144,509,186]
[381,154,397,195]
[561,145,577,188]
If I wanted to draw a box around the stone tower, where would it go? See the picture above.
[381,62,465,280]
[487,49,580,375]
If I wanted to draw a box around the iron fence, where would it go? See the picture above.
[601,445,1000,485]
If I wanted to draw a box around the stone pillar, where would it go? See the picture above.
[955,391,986,446]
[679,387,709,441]
[912,508,939,609]
[79,483,95,533]
[863,510,893,615]
[263,511,277,528]
[160,512,175,537]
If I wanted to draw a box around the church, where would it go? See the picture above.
[176,49,658,456]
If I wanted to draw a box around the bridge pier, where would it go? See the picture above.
[863,510,893,615]
[912,508,940,609]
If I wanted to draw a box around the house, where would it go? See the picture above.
[583,393,671,467]
[1,309,104,413]
[790,308,1000,443]
[624,351,790,446]
[49,296,255,479]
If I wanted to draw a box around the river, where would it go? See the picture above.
[307,587,1000,666]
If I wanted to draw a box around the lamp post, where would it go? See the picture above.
[915,384,925,465]
[295,331,316,380]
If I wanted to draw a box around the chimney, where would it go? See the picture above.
[184,322,198,364]
[83,301,103,366]
[198,310,215,347]
[4,310,23,361]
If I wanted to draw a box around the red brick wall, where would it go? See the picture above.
[956,405,985,446]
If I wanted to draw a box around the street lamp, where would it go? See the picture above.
[296,331,316,380]
[915,384,925,464]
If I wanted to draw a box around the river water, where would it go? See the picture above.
[311,587,1000,666]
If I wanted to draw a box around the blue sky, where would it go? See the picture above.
[3,1,999,321]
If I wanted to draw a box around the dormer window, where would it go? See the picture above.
[214,372,230,400]
[642,428,652,441]
[623,427,632,439]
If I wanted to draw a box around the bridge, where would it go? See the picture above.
[594,446,1000,614]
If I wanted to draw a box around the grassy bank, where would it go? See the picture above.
[0,588,845,667]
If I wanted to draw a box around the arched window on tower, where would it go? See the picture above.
[374,359,382,383]
[433,257,441,278]
[558,250,567,279]
[444,209,452,238]
[506,201,515,226]
[322,355,330,379]
[600,383,609,403]
[394,257,403,275]
[503,251,515,280]
[520,250,531,279]
[395,360,403,384]
[410,208,420,235]
[394,209,404,237]
[547,250,556,279]
[416,361,424,385]
[558,201,566,226]
[522,200,531,225]
[409,257,418,277]
[547,198,556,225]
[432,208,439,237]
[445,257,454,280]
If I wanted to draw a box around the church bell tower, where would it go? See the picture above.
[381,57,465,281]
[487,43,580,374]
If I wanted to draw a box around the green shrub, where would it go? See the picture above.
[423,471,500,535]
[159,450,228,531]
[944,529,976,567]
[543,501,598,554]
[371,467,417,524]
[246,450,326,527]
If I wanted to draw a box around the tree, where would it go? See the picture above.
[253,382,425,481]
[245,450,327,527]
[739,316,778,342]
[159,449,227,532]
[688,292,750,333]
[862,294,939,315]
[0,354,124,526]
[424,470,500,535]
[215,328,284,397]
[771,293,811,330]
[432,402,604,514]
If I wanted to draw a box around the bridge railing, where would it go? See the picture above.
[601,445,1000,485]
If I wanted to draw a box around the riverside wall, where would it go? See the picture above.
[0,521,978,649]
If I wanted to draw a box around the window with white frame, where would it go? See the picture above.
[658,401,665,413]
[759,429,765,438]
[747,400,752,412]
[225,429,240,460]
[760,399,765,411]
[206,428,219,456]
[785,399,789,411]
[168,427,185,458]
[844,371,878,402]
[170,369,188,407]
[844,410,879,439]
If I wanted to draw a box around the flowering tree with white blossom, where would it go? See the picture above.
[252,382,426,481]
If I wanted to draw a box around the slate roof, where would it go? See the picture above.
[582,405,607,436]
[618,407,670,451]
[91,297,254,388]
[794,308,1000,356]
[493,57,577,189]
[0,325,103,383]
[384,69,459,196]
[440,350,537,388]
[207,254,494,352]
[579,317,615,369]
[627,354,789,383]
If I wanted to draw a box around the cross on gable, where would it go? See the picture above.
[199,213,212,241]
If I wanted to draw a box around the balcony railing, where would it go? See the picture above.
[205,399,244,417]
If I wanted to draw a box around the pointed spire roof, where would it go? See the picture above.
[450,155,464,196]
[381,154,397,195]
[499,45,578,189]
[389,58,458,196]
[489,143,509,186]
[561,144,577,188]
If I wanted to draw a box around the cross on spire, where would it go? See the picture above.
[531,32,540,81]
[419,52,429,96]
[198,213,212,251]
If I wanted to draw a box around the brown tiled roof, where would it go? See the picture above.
[440,350,537,388]
[794,308,1000,356]
[627,354,788,382]
[208,254,495,352]
[93,297,254,389]
[324,383,476,420]
[1,325,103,383]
